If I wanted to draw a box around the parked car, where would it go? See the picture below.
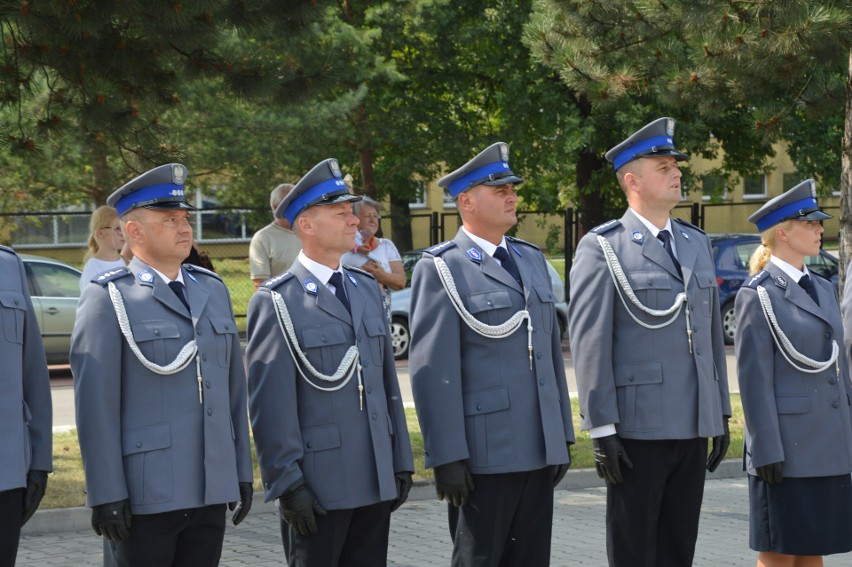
[20,254,82,364]
[710,233,839,345]
[389,252,568,360]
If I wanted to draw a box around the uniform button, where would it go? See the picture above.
[628,376,635,382]
[476,404,482,411]
[205,381,211,389]
[202,353,207,361]
[196,327,202,335]
[321,336,328,343]
[306,442,313,449]
[207,408,213,415]
[363,361,370,368]
[536,352,542,359]
[225,324,230,331]
[366,386,372,394]
[825,331,832,339]
[539,379,545,386]
[136,442,142,448]
[829,378,837,385]
[832,400,840,409]
[154,329,160,336]
[371,412,377,420]
[487,300,493,307]
[695,348,701,355]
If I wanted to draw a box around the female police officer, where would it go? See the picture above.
[735,179,852,567]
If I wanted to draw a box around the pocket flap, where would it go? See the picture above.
[301,325,348,348]
[776,396,812,415]
[209,316,237,334]
[303,424,341,453]
[363,317,386,337]
[694,270,718,289]
[467,290,512,314]
[463,387,510,416]
[130,320,180,342]
[630,272,672,291]
[614,361,664,387]
[0,291,26,310]
[534,285,556,303]
[123,422,172,456]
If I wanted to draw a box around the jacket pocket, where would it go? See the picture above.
[463,387,515,467]
[0,291,26,344]
[693,269,718,317]
[363,316,386,365]
[775,396,812,415]
[534,285,555,334]
[301,324,348,371]
[614,361,664,432]
[209,316,237,368]
[130,320,181,366]
[466,289,513,326]
[122,423,173,505]
[301,424,345,503]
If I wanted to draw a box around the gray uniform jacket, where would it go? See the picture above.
[71,257,253,515]
[735,264,852,477]
[246,261,413,511]
[409,231,574,474]
[0,246,52,492]
[569,212,731,440]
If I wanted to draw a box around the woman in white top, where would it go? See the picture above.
[79,205,126,291]
[341,198,406,322]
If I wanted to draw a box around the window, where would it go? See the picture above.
[701,174,727,200]
[443,188,457,208]
[26,262,81,298]
[409,181,427,209]
[742,175,766,199]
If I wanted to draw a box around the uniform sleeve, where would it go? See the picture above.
[568,235,619,431]
[541,253,574,444]
[409,256,469,468]
[735,286,784,468]
[245,288,304,501]
[71,284,129,506]
[18,256,52,472]
[221,282,253,484]
[706,238,733,417]
[249,232,272,281]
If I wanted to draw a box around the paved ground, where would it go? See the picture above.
[18,477,852,566]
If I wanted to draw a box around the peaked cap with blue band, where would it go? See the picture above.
[107,163,193,217]
[437,142,523,198]
[605,117,688,171]
[276,158,361,225]
[748,179,831,232]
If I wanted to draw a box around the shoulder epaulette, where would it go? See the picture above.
[92,267,132,286]
[183,263,223,282]
[0,244,16,255]
[743,270,770,289]
[343,265,375,280]
[261,271,295,289]
[673,217,705,234]
[505,235,540,251]
[590,219,621,235]
[425,241,457,256]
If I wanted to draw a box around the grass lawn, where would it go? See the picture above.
[42,395,745,509]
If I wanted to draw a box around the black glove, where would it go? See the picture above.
[755,462,783,485]
[229,482,253,525]
[593,434,633,485]
[553,443,573,487]
[390,472,413,512]
[21,469,48,526]
[434,460,474,507]
[706,417,731,472]
[92,499,132,541]
[278,480,327,536]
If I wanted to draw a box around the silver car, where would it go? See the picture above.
[390,257,568,360]
[21,254,82,364]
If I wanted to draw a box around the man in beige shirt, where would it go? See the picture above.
[249,183,301,290]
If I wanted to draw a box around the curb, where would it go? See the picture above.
[22,460,745,536]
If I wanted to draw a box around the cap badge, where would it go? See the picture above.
[467,248,482,263]
[172,164,185,184]
[304,279,318,295]
[631,230,644,243]
[498,143,509,162]
[666,119,675,137]
[775,275,787,288]
[810,181,816,198]
[329,159,341,178]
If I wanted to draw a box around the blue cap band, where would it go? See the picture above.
[447,161,512,197]
[283,177,348,225]
[612,135,674,170]
[754,197,820,232]
[115,183,186,216]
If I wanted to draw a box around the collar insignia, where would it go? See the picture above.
[138,271,154,283]
[304,279,318,295]
[631,230,644,243]
[680,230,690,240]
[467,248,482,263]
[775,275,787,288]
[509,244,522,257]
[347,272,358,286]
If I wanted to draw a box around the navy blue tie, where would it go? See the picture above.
[167,281,190,313]
[657,231,681,273]
[328,272,351,313]
[493,247,522,287]
[799,274,819,306]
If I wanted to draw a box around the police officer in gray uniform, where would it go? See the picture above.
[71,164,253,566]
[409,143,574,566]
[736,180,852,562]
[246,158,414,567]
[568,118,731,566]
[0,245,52,565]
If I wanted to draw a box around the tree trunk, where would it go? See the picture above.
[840,48,852,297]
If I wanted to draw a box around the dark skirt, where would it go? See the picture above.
[749,473,852,556]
